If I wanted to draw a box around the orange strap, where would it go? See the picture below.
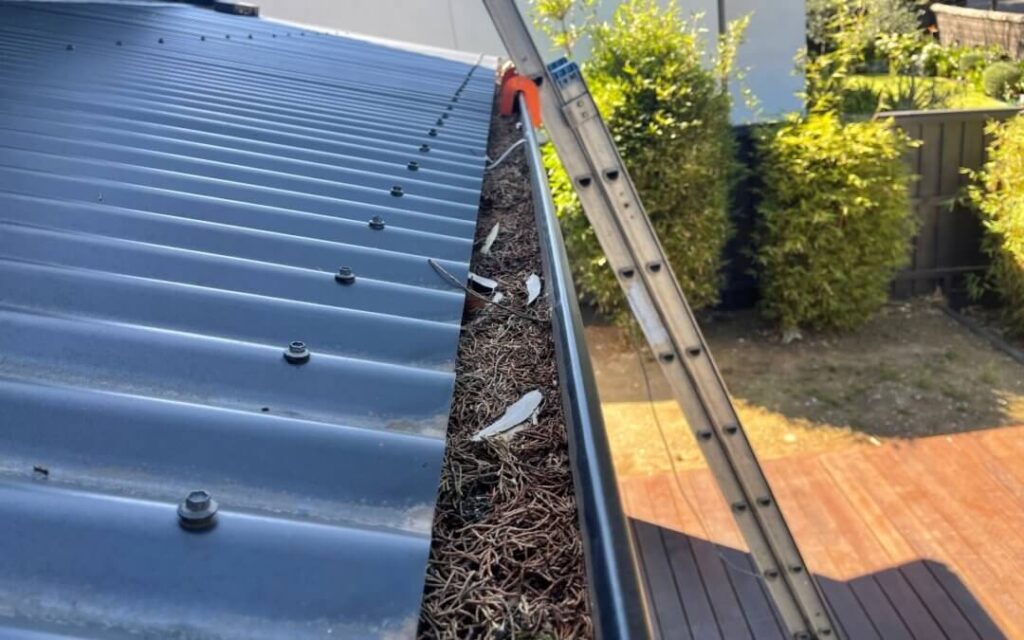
[498,69,542,128]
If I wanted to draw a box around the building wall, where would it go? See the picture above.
[255,0,803,121]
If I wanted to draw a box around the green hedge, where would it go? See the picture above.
[545,0,738,320]
[981,61,1023,100]
[969,115,1024,334]
[755,113,917,332]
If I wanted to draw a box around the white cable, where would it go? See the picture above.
[485,138,527,170]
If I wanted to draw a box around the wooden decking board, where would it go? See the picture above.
[620,480,692,640]
[796,459,915,639]
[644,475,726,640]
[680,471,785,640]
[619,426,1022,639]
[925,562,1008,640]
[857,446,1022,637]
[899,562,979,640]
[646,474,753,640]
[848,576,915,640]
[762,460,880,640]
[888,441,1024,622]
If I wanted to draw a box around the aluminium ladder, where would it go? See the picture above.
[482,2,841,638]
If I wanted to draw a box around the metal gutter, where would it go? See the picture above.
[517,94,654,640]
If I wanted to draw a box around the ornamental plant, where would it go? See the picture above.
[536,0,744,320]
[968,115,1024,334]
[755,113,917,332]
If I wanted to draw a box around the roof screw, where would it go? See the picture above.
[723,424,739,435]
[436,118,444,126]
[65,44,74,51]
[697,430,713,441]
[446,105,454,111]
[116,40,123,46]
[686,345,702,356]
[451,97,459,103]
[407,161,420,171]
[732,502,747,513]
[428,129,438,137]
[283,340,310,364]
[419,144,431,153]
[368,215,386,230]
[248,34,253,39]
[158,38,164,44]
[757,496,772,507]
[441,113,450,119]
[764,568,780,580]
[178,489,218,531]
[390,185,404,197]
[200,35,206,41]
[335,266,356,285]
[225,34,231,39]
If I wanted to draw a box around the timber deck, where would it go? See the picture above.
[619,425,1024,639]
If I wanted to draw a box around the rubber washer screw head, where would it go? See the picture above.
[407,161,419,171]
[368,216,386,230]
[283,340,310,364]
[178,489,218,531]
[428,129,438,137]
[419,144,431,153]
[335,266,356,285]
[390,185,404,197]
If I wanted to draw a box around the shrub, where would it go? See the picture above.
[755,113,917,332]
[841,82,882,115]
[541,0,741,320]
[982,61,1022,99]
[877,75,950,111]
[968,115,1024,334]
[916,42,999,81]
[808,0,923,57]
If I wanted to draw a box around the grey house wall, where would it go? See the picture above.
[256,0,803,122]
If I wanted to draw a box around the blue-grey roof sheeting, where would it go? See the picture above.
[0,1,493,637]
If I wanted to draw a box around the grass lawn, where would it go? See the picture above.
[848,73,1009,110]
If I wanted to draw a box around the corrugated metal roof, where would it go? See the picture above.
[0,2,493,637]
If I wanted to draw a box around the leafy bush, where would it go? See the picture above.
[982,61,1023,99]
[877,75,950,111]
[755,113,917,332]
[916,42,1000,81]
[808,0,923,57]
[968,115,1024,334]
[540,0,741,319]
[841,82,883,115]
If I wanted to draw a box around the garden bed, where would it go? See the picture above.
[417,97,592,639]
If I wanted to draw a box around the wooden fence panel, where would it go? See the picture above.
[881,107,1021,300]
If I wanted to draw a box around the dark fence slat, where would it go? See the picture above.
[881,107,1021,302]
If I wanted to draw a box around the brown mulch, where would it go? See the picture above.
[417,95,592,639]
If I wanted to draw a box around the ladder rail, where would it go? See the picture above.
[482,2,841,638]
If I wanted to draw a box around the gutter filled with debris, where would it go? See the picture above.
[417,89,649,638]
